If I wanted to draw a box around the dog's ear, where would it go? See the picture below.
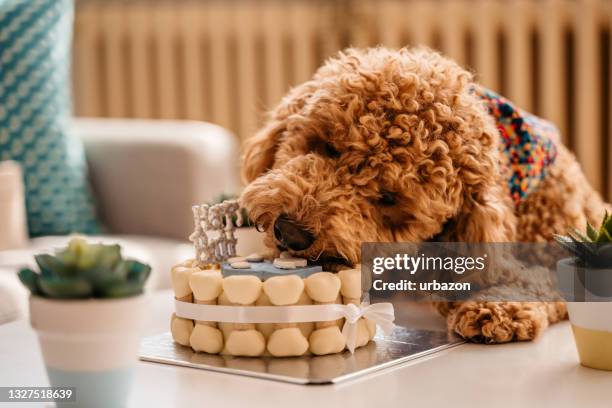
[242,81,317,184]
[450,183,516,242]
[241,120,284,183]
[444,122,517,243]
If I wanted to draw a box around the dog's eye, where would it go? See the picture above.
[311,139,340,158]
[324,143,340,158]
[378,191,397,206]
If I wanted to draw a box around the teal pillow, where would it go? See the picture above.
[0,0,100,236]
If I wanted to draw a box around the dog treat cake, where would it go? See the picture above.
[170,200,393,357]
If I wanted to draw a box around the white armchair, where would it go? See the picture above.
[76,118,241,240]
[0,118,246,323]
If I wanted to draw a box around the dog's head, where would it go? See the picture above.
[240,47,515,268]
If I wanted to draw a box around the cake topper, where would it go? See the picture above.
[189,200,243,266]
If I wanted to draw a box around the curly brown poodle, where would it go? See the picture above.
[239,47,610,343]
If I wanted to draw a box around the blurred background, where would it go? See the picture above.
[72,0,612,199]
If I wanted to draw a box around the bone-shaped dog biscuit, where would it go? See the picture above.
[189,270,223,301]
[263,275,305,305]
[267,327,309,357]
[315,293,344,329]
[217,291,255,337]
[338,268,361,299]
[230,261,251,269]
[365,318,377,339]
[193,298,217,327]
[171,313,193,346]
[222,275,262,305]
[295,290,314,337]
[225,329,266,357]
[309,326,346,355]
[246,253,264,262]
[190,324,224,354]
[254,292,275,339]
[171,265,198,299]
[356,318,371,348]
[305,272,341,302]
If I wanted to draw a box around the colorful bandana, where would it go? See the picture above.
[473,87,558,206]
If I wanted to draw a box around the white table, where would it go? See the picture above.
[1,292,610,408]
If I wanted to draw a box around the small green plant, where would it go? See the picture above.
[554,211,612,268]
[18,238,151,299]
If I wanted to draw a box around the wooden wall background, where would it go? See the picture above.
[72,0,612,199]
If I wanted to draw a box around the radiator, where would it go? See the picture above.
[73,0,612,198]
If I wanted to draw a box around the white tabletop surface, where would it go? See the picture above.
[1,292,611,408]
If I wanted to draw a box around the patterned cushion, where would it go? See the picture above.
[0,0,100,236]
[474,87,559,206]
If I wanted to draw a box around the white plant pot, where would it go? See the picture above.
[558,258,612,371]
[567,302,612,371]
[30,295,148,407]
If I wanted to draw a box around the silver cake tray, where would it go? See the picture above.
[139,327,464,385]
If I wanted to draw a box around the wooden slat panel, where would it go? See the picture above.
[318,2,343,60]
[206,3,232,131]
[504,0,533,111]
[100,3,126,117]
[152,2,179,119]
[379,0,404,49]
[538,0,567,142]
[178,1,206,121]
[574,0,602,191]
[349,0,372,48]
[472,0,500,91]
[73,2,102,116]
[406,0,435,48]
[439,0,466,65]
[262,2,286,109]
[124,2,153,118]
[70,0,612,178]
[290,2,317,85]
[236,1,259,140]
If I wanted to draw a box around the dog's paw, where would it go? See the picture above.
[447,301,549,343]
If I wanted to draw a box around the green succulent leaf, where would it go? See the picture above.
[24,238,150,299]
[586,222,598,241]
[93,245,122,270]
[18,268,41,295]
[569,228,591,244]
[34,254,70,277]
[602,212,612,233]
[596,227,612,243]
[38,276,93,299]
[556,210,612,267]
[125,260,151,284]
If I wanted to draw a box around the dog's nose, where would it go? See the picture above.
[273,214,315,251]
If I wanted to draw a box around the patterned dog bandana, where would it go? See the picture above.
[473,87,559,206]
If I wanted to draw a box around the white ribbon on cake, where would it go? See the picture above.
[174,300,395,353]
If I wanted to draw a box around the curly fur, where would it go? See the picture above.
[240,47,610,343]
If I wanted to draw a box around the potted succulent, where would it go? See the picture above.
[18,238,151,407]
[211,193,266,255]
[555,213,612,371]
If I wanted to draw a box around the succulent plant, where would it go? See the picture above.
[18,238,151,299]
[554,211,612,268]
